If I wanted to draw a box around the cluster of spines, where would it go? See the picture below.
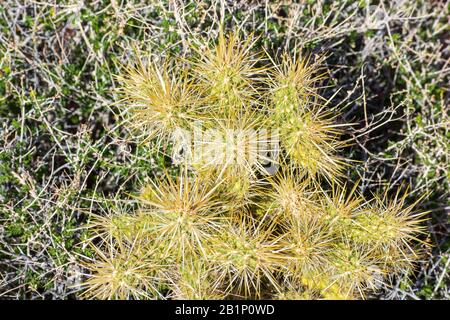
[82,31,427,299]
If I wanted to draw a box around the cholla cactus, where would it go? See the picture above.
[270,54,346,180]
[82,31,428,300]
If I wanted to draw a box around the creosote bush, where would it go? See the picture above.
[82,32,428,300]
